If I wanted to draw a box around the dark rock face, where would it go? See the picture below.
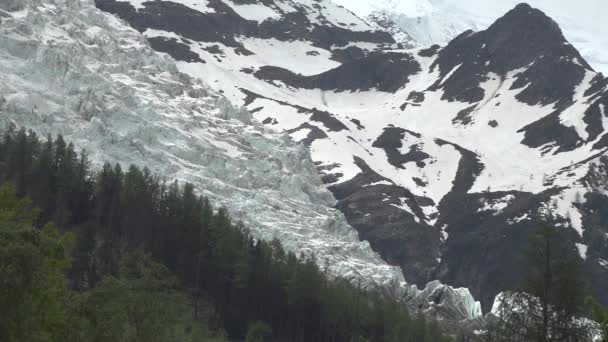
[453,105,477,126]
[518,110,583,153]
[372,127,430,168]
[148,37,205,63]
[254,51,420,93]
[329,157,439,285]
[418,44,441,58]
[95,0,394,52]
[309,109,348,132]
[407,91,425,103]
[430,3,588,106]
[436,189,563,309]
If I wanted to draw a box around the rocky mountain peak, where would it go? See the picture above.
[429,3,593,107]
[483,2,590,72]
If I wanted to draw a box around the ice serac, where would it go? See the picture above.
[92,0,608,312]
[365,11,416,49]
[408,280,482,321]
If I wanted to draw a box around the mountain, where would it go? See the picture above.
[91,0,608,312]
[0,0,482,323]
[362,0,608,76]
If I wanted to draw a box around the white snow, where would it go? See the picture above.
[440,224,449,241]
[125,0,215,13]
[143,28,182,41]
[239,38,340,76]
[575,243,588,260]
[478,195,515,215]
[552,187,585,237]
[507,213,529,225]
[173,0,215,13]
[126,0,149,10]
[439,63,463,86]
[560,70,596,140]
[365,180,393,186]
[223,0,281,22]
[290,128,311,142]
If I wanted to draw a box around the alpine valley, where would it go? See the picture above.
[2,0,608,330]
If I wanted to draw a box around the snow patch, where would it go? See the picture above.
[440,224,448,241]
[575,243,588,260]
[478,194,515,215]
[507,213,529,225]
[240,38,340,76]
[559,70,596,141]
[365,180,393,187]
[552,187,585,237]
[223,0,281,22]
[290,128,311,143]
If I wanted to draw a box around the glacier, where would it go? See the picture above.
[0,0,482,321]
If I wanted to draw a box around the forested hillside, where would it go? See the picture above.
[0,126,452,342]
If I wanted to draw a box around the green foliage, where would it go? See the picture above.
[0,127,452,342]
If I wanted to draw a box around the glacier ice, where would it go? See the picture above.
[0,0,483,321]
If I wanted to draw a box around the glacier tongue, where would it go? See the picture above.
[0,0,405,290]
[0,0,482,321]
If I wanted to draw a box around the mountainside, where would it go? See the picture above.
[362,0,608,76]
[0,0,484,322]
[92,0,608,311]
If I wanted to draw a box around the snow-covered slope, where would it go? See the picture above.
[0,0,483,321]
[92,0,608,311]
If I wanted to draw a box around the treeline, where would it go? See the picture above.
[0,126,452,342]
